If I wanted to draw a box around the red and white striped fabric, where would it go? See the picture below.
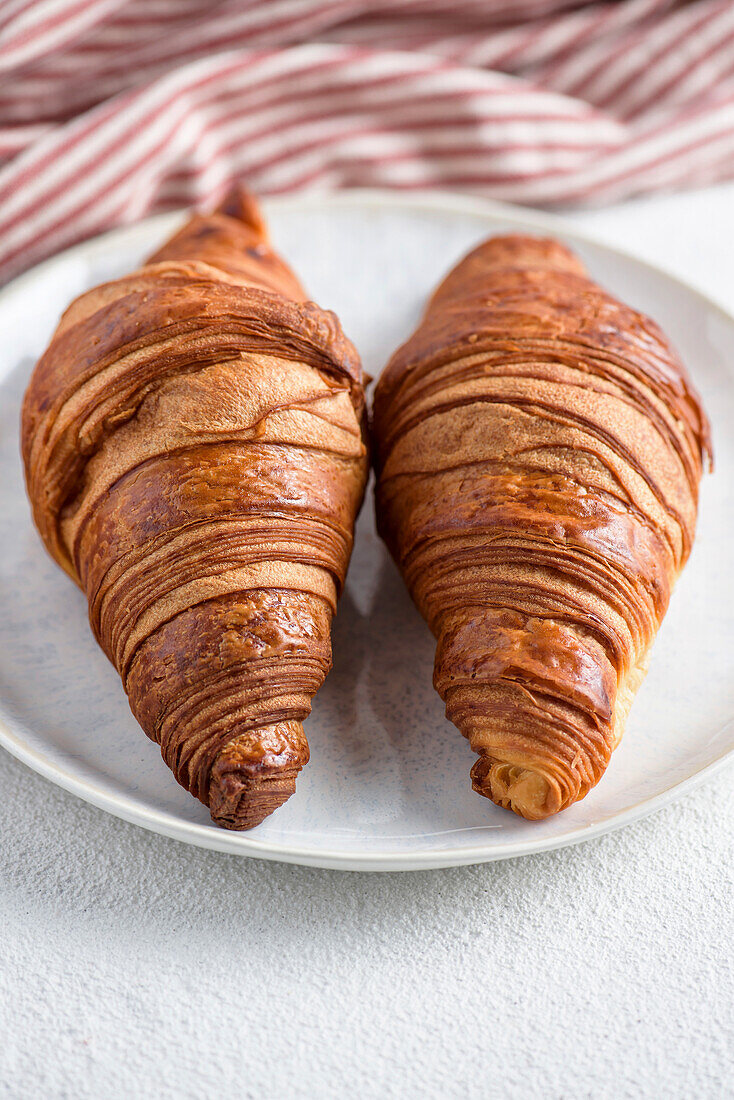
[0,0,732,282]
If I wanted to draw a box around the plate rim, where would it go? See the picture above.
[1,186,732,872]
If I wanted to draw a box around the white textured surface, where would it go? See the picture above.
[1,185,733,1096]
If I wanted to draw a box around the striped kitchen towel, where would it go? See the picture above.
[0,0,732,281]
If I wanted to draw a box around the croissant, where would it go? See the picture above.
[22,188,367,829]
[372,235,711,820]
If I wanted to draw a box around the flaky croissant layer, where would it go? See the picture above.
[373,235,710,820]
[22,188,367,828]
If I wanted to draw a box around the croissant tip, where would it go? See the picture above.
[214,184,268,238]
[470,234,587,276]
[471,756,561,820]
[207,721,309,830]
[208,765,301,830]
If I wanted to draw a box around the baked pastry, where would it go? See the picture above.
[22,188,367,829]
[372,234,710,820]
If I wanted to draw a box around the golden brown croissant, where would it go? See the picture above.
[372,235,711,820]
[22,188,367,829]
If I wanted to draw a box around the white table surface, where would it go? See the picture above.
[1,183,733,1100]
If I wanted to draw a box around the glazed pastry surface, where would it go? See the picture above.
[372,235,710,819]
[22,188,367,829]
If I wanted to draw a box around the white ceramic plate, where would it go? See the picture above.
[1,190,732,871]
